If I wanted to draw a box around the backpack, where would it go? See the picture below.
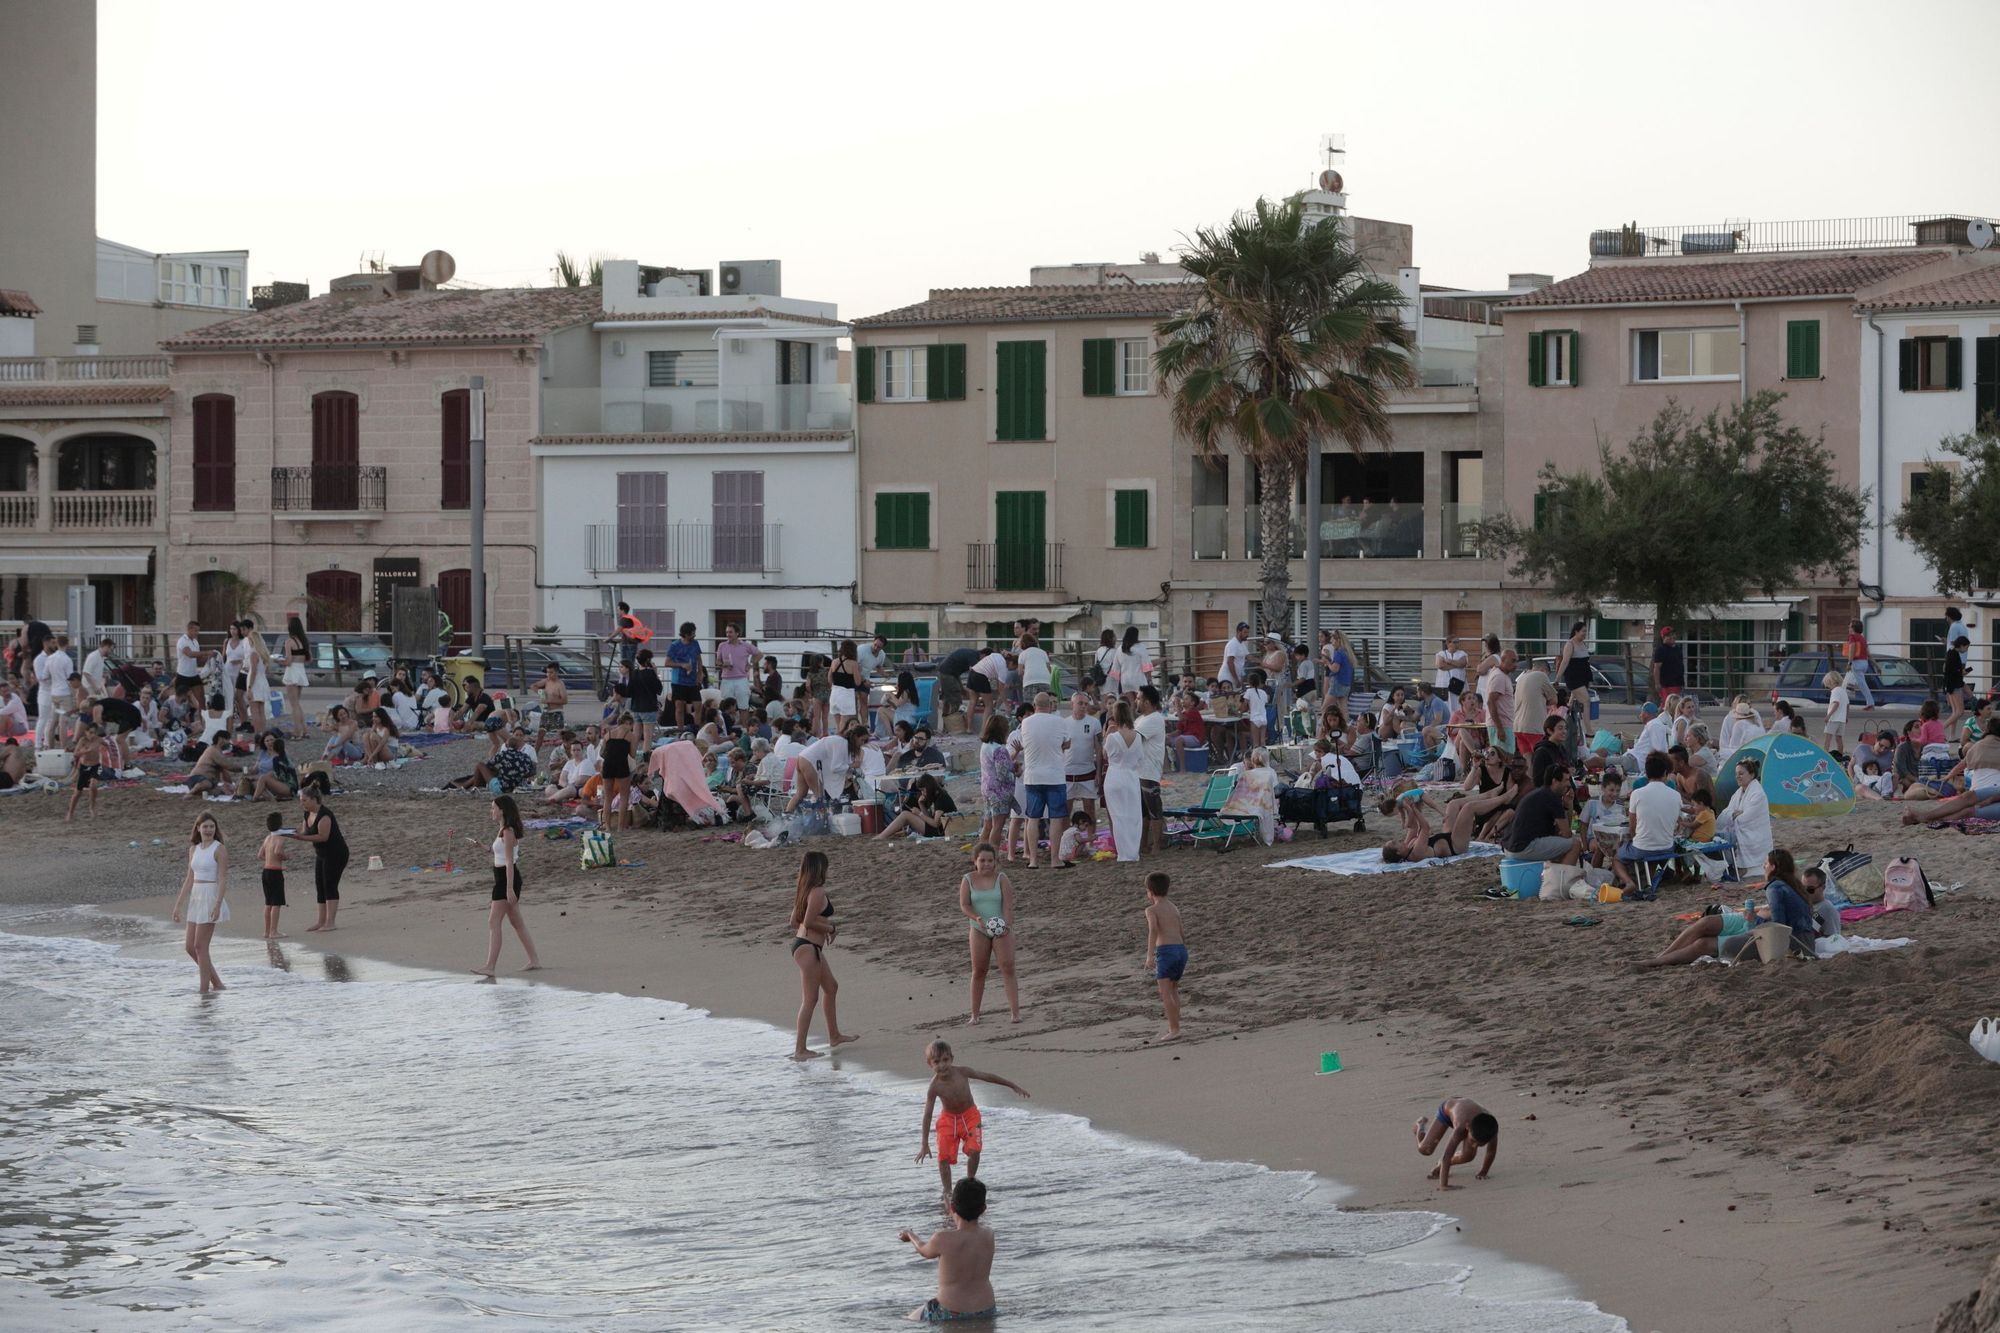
[1880,856,1934,912]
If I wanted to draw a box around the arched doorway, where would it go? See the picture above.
[54,432,157,528]
[305,569,363,632]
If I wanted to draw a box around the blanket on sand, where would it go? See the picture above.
[1267,842,1502,876]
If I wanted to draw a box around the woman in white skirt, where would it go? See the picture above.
[244,624,274,736]
[827,639,863,735]
[279,615,311,741]
[171,812,229,993]
[1102,700,1144,863]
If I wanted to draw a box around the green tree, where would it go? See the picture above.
[1154,196,1416,632]
[1893,429,2000,593]
[552,251,604,287]
[1479,391,1867,626]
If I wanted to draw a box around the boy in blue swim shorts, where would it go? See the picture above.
[899,1177,997,1323]
[1143,872,1186,1040]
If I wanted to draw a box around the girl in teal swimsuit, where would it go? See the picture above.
[958,843,1020,1025]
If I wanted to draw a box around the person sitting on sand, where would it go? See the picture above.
[1639,849,1817,968]
[543,740,598,804]
[1380,786,1479,863]
[877,773,958,841]
[360,709,401,766]
[1581,769,1628,871]
[897,1177,998,1325]
[1898,715,2000,823]
[1474,754,1530,844]
[321,705,363,762]
[183,735,240,798]
[1056,808,1094,866]
[1504,760,1582,865]
[1414,1096,1498,1189]
[917,1038,1029,1199]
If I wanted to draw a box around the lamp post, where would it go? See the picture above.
[468,375,486,656]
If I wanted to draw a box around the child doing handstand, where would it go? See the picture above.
[1414,1095,1499,1189]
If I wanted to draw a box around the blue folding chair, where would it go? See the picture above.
[1621,844,1679,899]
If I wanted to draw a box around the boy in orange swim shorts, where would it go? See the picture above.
[917,1038,1029,1202]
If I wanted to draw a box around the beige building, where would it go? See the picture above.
[1497,215,1989,677]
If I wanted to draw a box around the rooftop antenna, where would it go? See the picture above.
[1318,132,1346,196]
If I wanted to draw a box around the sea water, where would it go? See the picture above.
[0,908,1623,1331]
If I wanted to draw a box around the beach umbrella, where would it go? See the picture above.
[1712,733,1855,818]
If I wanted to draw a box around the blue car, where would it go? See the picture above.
[1771,652,1931,708]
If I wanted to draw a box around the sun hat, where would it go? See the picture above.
[1731,700,1754,719]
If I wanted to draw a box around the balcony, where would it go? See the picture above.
[0,494,34,528]
[1587,214,1987,259]
[966,542,1065,594]
[1442,502,1483,558]
[1242,502,1427,560]
[1191,503,1230,560]
[0,355,172,382]
[52,491,154,528]
[541,383,853,438]
[271,465,386,513]
[586,522,783,576]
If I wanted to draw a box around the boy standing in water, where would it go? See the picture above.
[1143,872,1186,1040]
[898,1177,997,1324]
[259,811,289,939]
[917,1039,1029,1201]
[1414,1095,1499,1189]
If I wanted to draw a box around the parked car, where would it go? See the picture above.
[262,633,397,687]
[1771,652,1931,708]
[469,644,601,693]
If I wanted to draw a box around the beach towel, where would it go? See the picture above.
[647,739,725,823]
[1814,934,1913,958]
[1925,816,2000,835]
[524,815,593,830]
[1266,842,1502,876]
[1839,904,1897,924]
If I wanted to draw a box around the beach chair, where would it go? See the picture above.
[1166,771,1235,819]
[1623,846,1679,899]
[1186,776,1260,852]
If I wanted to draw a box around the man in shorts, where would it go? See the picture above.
[173,620,208,705]
[714,623,756,711]
[664,622,704,731]
[1134,686,1168,853]
[1016,693,1069,869]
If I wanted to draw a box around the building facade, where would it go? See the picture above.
[158,280,602,636]
[530,259,856,648]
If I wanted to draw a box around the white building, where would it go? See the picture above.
[1856,249,2000,682]
[532,259,857,647]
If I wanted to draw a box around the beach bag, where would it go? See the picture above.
[1880,857,1934,912]
[1972,1019,2000,1066]
[1750,922,1795,964]
[580,828,615,869]
[1539,863,1586,901]
[1818,845,1874,906]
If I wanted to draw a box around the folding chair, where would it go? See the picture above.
[1166,772,1236,819]
[1624,846,1680,899]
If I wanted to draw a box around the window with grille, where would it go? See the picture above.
[647,350,719,387]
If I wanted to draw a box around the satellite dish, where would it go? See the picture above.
[1319,169,1344,194]
[1970,219,1996,251]
[419,250,457,285]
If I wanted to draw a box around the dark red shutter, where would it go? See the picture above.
[441,390,470,509]
[192,393,235,511]
[310,391,360,510]
[437,568,472,648]
[304,569,363,631]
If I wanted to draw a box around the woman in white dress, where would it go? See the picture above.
[280,616,311,741]
[1102,700,1144,863]
[170,812,229,993]
[244,624,274,736]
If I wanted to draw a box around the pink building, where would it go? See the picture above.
[160,276,600,634]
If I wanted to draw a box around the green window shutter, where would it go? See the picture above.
[943,343,967,400]
[1785,320,1821,379]
[1566,330,1580,387]
[1082,338,1114,396]
[997,341,1045,440]
[996,342,1016,438]
[1945,337,1964,391]
[1514,613,1542,657]
[873,491,897,547]
[874,492,930,549]
[1528,333,1545,387]
[1975,337,2000,426]
[906,492,929,548]
[855,346,876,403]
[1113,488,1148,547]
[1897,338,1917,391]
[1025,341,1046,438]
[873,621,928,659]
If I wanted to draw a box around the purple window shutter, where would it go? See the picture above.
[617,472,667,571]
[712,471,764,572]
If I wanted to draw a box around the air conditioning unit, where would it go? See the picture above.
[719,260,781,297]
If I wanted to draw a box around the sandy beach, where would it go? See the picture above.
[6,758,1997,1332]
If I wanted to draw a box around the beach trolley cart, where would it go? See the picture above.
[1277,777,1366,839]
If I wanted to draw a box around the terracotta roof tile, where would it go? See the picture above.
[0,289,42,317]
[0,383,172,406]
[1504,252,1948,309]
[1855,259,2000,312]
[594,307,845,327]
[163,286,602,349]
[854,284,1198,328]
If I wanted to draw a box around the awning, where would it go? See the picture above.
[0,546,152,576]
[943,604,1086,625]
[1598,599,1798,623]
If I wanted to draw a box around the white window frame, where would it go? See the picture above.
[1538,331,1570,386]
[878,347,928,402]
[1117,338,1151,395]
[1633,327,1739,384]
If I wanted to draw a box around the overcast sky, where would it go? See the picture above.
[98,0,2000,318]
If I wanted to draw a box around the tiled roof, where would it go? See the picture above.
[0,383,173,406]
[1856,261,2000,312]
[1503,252,1948,309]
[0,289,41,317]
[854,284,1199,328]
[163,286,603,349]
[594,307,845,327]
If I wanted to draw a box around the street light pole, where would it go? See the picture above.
[469,375,486,656]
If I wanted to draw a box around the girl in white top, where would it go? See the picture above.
[243,627,273,735]
[475,795,541,976]
[279,618,311,741]
[222,625,248,723]
[1118,627,1152,698]
[171,812,229,993]
[1016,634,1052,693]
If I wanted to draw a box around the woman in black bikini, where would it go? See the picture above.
[1380,786,1480,862]
[788,850,857,1061]
[294,782,349,932]
[599,714,635,832]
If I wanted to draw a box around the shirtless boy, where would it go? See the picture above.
[917,1039,1028,1199]
[1414,1095,1499,1189]
[259,811,289,939]
[898,1177,997,1325]
[1143,872,1186,1039]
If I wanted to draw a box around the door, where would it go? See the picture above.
[1192,610,1229,680]
[1817,595,1858,651]
[1444,609,1483,646]
[616,472,667,571]
[305,569,362,632]
[712,609,747,644]
[193,571,235,630]
[994,490,1046,591]
[310,391,360,510]
[437,568,472,648]
[372,558,422,634]
[712,471,765,573]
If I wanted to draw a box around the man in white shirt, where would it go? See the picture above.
[40,636,74,747]
[1631,701,1674,765]
[30,639,54,746]
[1016,637,1053,695]
[1062,691,1102,816]
[1135,685,1168,853]
[1220,622,1251,687]
[82,637,116,698]
[857,633,890,681]
[173,621,207,705]
[1017,692,1070,868]
[1620,752,1685,888]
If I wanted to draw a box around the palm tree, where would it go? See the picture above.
[1155,196,1417,635]
[552,252,605,287]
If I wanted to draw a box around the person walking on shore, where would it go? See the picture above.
[474,794,541,977]
[958,843,1021,1025]
[787,850,857,1060]
[171,812,230,994]
[294,782,348,932]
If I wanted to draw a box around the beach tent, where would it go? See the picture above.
[1713,733,1854,818]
